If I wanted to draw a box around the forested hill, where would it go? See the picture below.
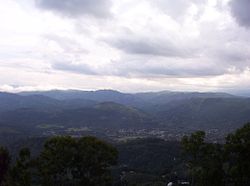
[0,90,250,136]
[19,89,236,107]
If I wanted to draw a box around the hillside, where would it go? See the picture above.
[0,101,157,136]
[0,92,96,112]
[153,97,250,131]
[0,90,250,137]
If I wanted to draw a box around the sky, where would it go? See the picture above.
[0,0,250,94]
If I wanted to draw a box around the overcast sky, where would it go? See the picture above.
[0,0,250,94]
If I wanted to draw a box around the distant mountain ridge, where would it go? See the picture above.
[152,97,250,131]
[0,92,96,112]
[19,89,238,107]
[0,90,250,135]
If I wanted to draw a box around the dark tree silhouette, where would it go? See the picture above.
[182,131,224,186]
[38,136,118,186]
[225,123,250,186]
[7,148,31,186]
[0,147,10,185]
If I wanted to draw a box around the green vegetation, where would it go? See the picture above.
[0,147,10,185]
[0,136,117,186]
[7,148,32,186]
[115,138,184,185]
[182,123,250,186]
[0,123,250,185]
[225,124,250,186]
[2,91,250,136]
[182,131,224,186]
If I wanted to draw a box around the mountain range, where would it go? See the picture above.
[0,89,250,137]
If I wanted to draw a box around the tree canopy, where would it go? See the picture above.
[225,123,250,186]
[0,147,10,185]
[181,131,224,186]
[0,123,250,185]
[38,136,118,186]
[182,123,250,186]
[0,136,118,186]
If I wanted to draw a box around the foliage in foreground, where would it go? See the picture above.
[0,136,118,186]
[182,123,250,186]
[0,123,250,186]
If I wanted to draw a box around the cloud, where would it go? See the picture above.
[230,0,250,27]
[2,0,250,93]
[151,0,190,20]
[105,37,192,58]
[149,0,207,21]
[43,34,89,54]
[212,45,250,67]
[52,61,97,75]
[106,56,229,78]
[35,0,112,18]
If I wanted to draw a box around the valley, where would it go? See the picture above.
[1,89,249,143]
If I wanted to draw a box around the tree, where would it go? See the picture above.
[74,137,118,185]
[38,136,118,186]
[225,123,250,186]
[37,136,76,185]
[181,131,224,186]
[7,148,31,186]
[0,147,10,185]
[182,131,206,186]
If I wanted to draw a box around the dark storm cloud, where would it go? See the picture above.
[52,61,96,75]
[107,38,190,58]
[35,0,112,18]
[230,0,250,27]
